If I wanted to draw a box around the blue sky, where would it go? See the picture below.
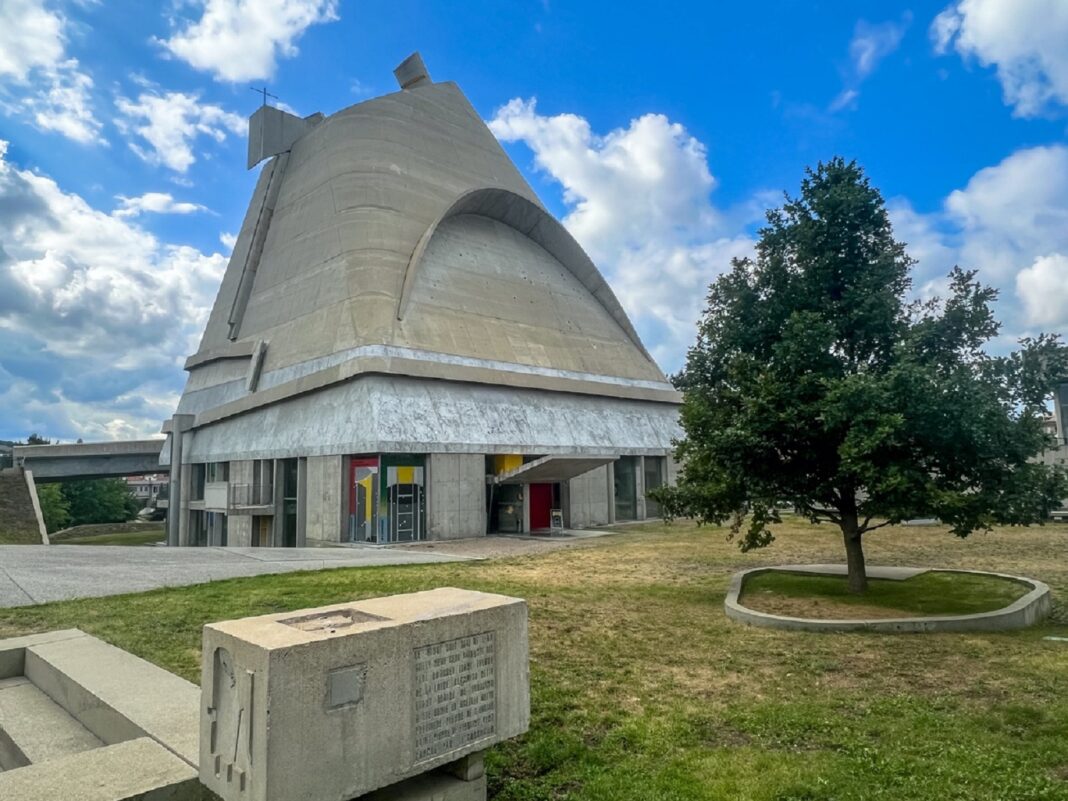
[1,0,1066,442]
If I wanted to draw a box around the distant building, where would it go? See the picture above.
[160,54,680,548]
[125,474,168,506]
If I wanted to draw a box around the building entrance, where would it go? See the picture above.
[529,483,553,530]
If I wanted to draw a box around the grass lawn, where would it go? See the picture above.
[1,518,1067,800]
[57,528,167,546]
[741,570,1031,619]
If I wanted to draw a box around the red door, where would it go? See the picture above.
[529,483,553,530]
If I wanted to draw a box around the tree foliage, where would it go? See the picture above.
[36,483,70,532]
[654,157,1068,592]
[60,479,140,527]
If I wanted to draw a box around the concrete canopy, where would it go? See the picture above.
[491,455,617,485]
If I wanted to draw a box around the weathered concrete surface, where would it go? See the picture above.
[0,676,104,768]
[172,58,679,464]
[0,546,473,608]
[725,566,1052,633]
[25,633,200,764]
[363,769,486,801]
[201,588,529,801]
[0,630,203,799]
[0,469,45,544]
[0,737,200,800]
[427,454,485,540]
[14,440,166,481]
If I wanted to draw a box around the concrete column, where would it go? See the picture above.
[272,460,284,547]
[166,415,194,547]
[296,457,308,547]
[521,483,531,534]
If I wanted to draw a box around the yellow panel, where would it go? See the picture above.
[494,454,523,475]
[358,476,374,522]
[397,466,415,484]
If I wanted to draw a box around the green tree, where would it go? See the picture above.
[25,433,50,445]
[36,483,70,532]
[654,158,1068,593]
[62,479,139,526]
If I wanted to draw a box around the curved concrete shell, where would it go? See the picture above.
[164,56,680,547]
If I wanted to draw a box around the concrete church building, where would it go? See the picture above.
[161,54,681,547]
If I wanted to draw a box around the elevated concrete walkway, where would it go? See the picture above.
[13,440,165,482]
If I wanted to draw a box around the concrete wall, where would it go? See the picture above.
[305,454,344,545]
[226,460,254,546]
[427,454,486,540]
[567,464,611,528]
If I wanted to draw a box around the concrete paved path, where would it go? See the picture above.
[0,546,473,608]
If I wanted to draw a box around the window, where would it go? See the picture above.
[644,457,666,518]
[206,462,229,482]
[614,456,639,521]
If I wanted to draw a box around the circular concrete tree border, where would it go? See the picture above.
[725,565,1051,633]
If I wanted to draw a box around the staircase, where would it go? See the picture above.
[0,470,44,544]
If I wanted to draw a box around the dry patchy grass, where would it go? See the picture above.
[0,518,1067,800]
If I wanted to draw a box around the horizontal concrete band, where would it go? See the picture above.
[179,347,681,428]
[724,566,1052,633]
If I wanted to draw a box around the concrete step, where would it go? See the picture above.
[0,676,103,770]
[23,634,200,766]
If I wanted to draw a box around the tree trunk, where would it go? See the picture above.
[841,518,868,594]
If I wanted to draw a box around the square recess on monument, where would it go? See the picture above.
[200,587,530,801]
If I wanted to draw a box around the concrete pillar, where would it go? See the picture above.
[296,457,307,547]
[522,483,531,534]
[166,415,194,547]
[272,460,284,547]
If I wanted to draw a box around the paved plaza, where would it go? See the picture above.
[0,545,472,608]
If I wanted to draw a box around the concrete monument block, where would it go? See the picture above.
[200,587,529,801]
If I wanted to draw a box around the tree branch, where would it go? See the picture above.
[859,519,894,534]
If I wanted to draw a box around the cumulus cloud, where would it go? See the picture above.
[113,192,208,218]
[158,0,339,83]
[1017,254,1068,328]
[0,140,227,440]
[0,1,104,145]
[489,98,759,371]
[20,59,104,145]
[932,0,1068,116]
[0,0,64,81]
[890,144,1068,333]
[115,91,244,173]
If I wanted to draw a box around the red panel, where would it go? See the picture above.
[529,483,553,530]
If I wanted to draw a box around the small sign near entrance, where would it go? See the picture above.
[550,509,564,531]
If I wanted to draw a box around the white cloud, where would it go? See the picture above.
[115,91,244,173]
[831,15,910,112]
[0,2,104,145]
[159,0,339,83]
[489,98,759,372]
[219,231,237,250]
[932,0,1068,116]
[21,59,104,144]
[890,144,1068,333]
[850,17,909,78]
[0,140,227,440]
[0,0,64,81]
[113,192,208,218]
[1017,254,1068,328]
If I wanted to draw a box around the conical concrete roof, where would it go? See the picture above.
[171,57,679,453]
